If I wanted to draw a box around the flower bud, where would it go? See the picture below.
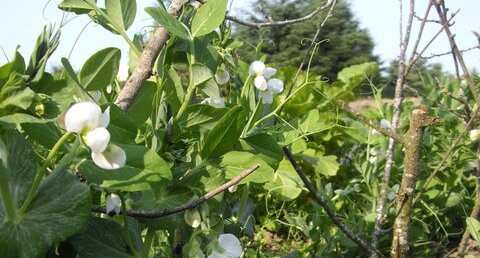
[106,193,121,216]
[184,208,201,228]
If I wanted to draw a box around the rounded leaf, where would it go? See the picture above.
[215,68,230,85]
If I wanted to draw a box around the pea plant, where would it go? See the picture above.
[0,0,479,257]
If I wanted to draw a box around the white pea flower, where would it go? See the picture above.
[106,193,121,215]
[202,97,225,108]
[91,144,127,170]
[215,68,231,85]
[64,102,126,170]
[207,234,242,258]
[258,78,284,104]
[64,102,109,133]
[249,61,278,91]
[249,61,284,104]
[470,129,480,142]
[184,208,202,228]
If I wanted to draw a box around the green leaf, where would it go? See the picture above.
[239,133,283,170]
[264,159,303,200]
[58,0,96,14]
[22,122,64,150]
[316,155,340,177]
[446,192,463,208]
[78,144,171,191]
[126,80,156,126]
[467,217,480,244]
[0,87,36,110]
[70,217,133,258]
[297,150,340,177]
[79,48,121,90]
[178,104,226,130]
[193,37,219,72]
[131,189,190,230]
[164,67,184,114]
[61,58,83,88]
[145,6,191,40]
[199,78,219,98]
[191,0,228,37]
[201,106,247,159]
[220,151,274,184]
[105,0,137,32]
[108,104,137,144]
[0,130,36,206]
[0,51,25,79]
[192,63,213,86]
[0,131,91,258]
[337,62,378,89]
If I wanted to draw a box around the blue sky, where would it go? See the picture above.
[0,0,478,78]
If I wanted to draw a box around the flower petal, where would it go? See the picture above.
[218,234,242,257]
[471,129,480,142]
[259,90,273,104]
[84,127,110,153]
[254,76,268,91]
[98,106,110,128]
[106,193,121,215]
[64,102,102,133]
[202,97,225,108]
[91,144,126,170]
[249,61,265,75]
[263,67,277,78]
[215,68,231,85]
[267,78,284,93]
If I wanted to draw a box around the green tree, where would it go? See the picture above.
[233,0,378,81]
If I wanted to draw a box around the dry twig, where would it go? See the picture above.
[92,165,260,218]
[282,147,385,257]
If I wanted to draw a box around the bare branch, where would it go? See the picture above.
[282,147,385,257]
[420,45,479,60]
[337,100,404,143]
[372,1,416,254]
[411,9,459,65]
[114,0,188,112]
[92,165,260,218]
[432,0,480,104]
[391,108,441,258]
[224,0,334,29]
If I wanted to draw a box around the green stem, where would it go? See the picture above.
[87,3,141,57]
[19,132,72,214]
[141,227,156,258]
[174,40,196,122]
[0,142,18,222]
[120,194,139,257]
